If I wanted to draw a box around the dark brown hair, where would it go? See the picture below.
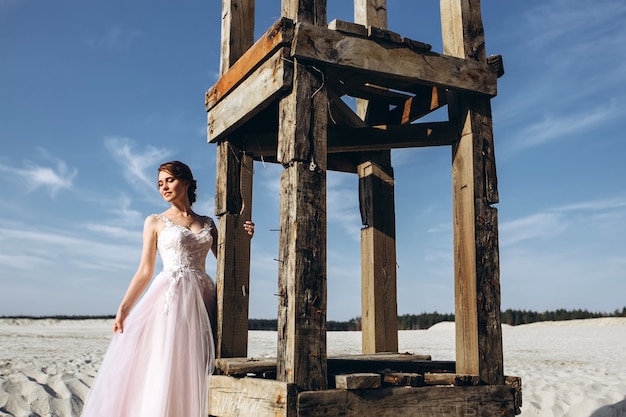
[158,161,197,205]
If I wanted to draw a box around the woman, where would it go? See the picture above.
[80,161,254,417]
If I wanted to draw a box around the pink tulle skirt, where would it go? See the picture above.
[80,269,215,417]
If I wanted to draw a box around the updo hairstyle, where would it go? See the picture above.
[158,161,197,206]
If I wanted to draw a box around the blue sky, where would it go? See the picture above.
[1,1,625,320]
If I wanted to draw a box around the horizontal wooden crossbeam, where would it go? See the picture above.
[292,22,498,97]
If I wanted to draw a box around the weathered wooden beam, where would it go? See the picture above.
[215,356,453,377]
[219,122,456,161]
[335,373,381,390]
[207,17,295,110]
[353,0,398,356]
[328,358,455,374]
[328,19,367,37]
[424,373,482,386]
[281,0,327,26]
[391,86,448,125]
[423,374,521,414]
[215,353,435,376]
[292,22,498,97]
[339,82,412,106]
[277,162,328,390]
[297,385,516,417]
[327,88,368,128]
[382,372,424,387]
[330,122,457,152]
[359,162,398,354]
[208,47,293,143]
[214,154,253,359]
[332,352,431,361]
[441,0,504,386]
[219,0,255,75]
[277,62,328,168]
[214,0,255,362]
[354,0,387,30]
[208,375,297,417]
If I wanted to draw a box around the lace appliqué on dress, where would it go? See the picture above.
[153,214,213,316]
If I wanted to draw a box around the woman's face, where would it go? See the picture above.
[158,170,187,203]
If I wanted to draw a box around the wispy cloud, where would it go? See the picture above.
[553,196,626,213]
[104,136,175,191]
[522,0,626,53]
[503,103,623,154]
[500,212,567,247]
[0,221,138,275]
[0,156,76,197]
[501,195,626,248]
[495,0,626,156]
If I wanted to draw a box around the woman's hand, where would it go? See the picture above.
[113,308,128,333]
[243,220,255,237]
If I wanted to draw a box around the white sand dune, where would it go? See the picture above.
[1,317,625,417]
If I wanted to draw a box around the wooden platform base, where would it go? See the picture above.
[208,355,522,417]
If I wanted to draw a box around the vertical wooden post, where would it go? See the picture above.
[358,162,398,354]
[440,0,504,384]
[354,0,399,354]
[277,0,328,391]
[214,0,255,359]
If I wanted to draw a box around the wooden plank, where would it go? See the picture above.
[208,375,297,417]
[382,372,424,387]
[332,352,431,361]
[424,373,481,386]
[390,86,448,125]
[292,22,498,97]
[207,17,294,110]
[441,0,504,385]
[328,19,367,37]
[423,372,521,412]
[297,385,516,417]
[216,122,456,160]
[215,357,278,376]
[277,162,328,390]
[215,355,451,376]
[338,82,412,106]
[335,373,381,390]
[208,47,293,143]
[328,358,455,374]
[368,25,402,44]
[327,88,368,129]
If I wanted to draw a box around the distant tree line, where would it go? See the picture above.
[4,307,625,330]
[249,307,626,331]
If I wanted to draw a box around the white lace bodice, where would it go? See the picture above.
[154,214,213,274]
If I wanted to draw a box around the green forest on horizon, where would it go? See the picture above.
[3,307,625,331]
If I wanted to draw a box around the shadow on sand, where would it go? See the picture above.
[591,398,626,417]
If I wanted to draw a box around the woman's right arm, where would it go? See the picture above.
[113,215,160,333]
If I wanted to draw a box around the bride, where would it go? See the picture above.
[80,160,254,417]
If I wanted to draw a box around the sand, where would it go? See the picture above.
[1,317,625,417]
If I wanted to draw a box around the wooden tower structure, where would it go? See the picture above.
[205,0,521,415]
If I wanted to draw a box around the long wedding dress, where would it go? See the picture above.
[80,214,216,417]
